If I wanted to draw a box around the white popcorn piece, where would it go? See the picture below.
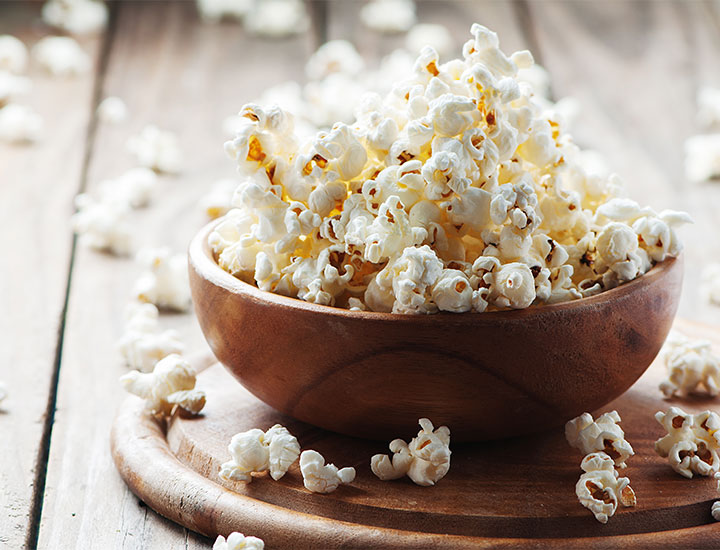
[201,178,239,219]
[713,500,720,522]
[97,96,128,124]
[655,407,720,478]
[220,424,300,483]
[244,0,310,38]
[97,167,157,208]
[0,71,31,107]
[516,63,551,99]
[117,302,184,372]
[685,133,720,182]
[306,40,365,80]
[702,263,720,306]
[698,86,720,129]
[299,450,355,494]
[659,331,720,398]
[565,411,634,468]
[127,125,182,174]
[0,35,29,74]
[71,193,133,255]
[371,418,451,486]
[213,532,265,550]
[41,0,108,34]
[0,104,43,144]
[361,0,417,33]
[119,354,206,416]
[33,36,91,76]
[197,0,252,22]
[405,24,454,58]
[133,247,192,312]
[576,452,636,524]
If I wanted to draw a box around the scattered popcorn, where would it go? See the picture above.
[97,167,157,208]
[698,86,720,129]
[41,0,108,34]
[213,532,265,550]
[405,24,454,58]
[685,133,720,182]
[565,411,634,468]
[244,0,310,38]
[360,0,417,33]
[32,36,91,76]
[97,96,128,124]
[213,24,690,313]
[201,178,239,219]
[0,71,32,107]
[0,381,7,404]
[575,452,636,524]
[305,40,365,81]
[299,450,355,493]
[127,125,182,174]
[713,500,720,522]
[0,104,42,144]
[71,193,133,255]
[133,247,192,312]
[0,35,28,74]
[120,354,205,415]
[117,302,184,372]
[659,331,720,398]
[219,424,300,482]
[655,407,720,478]
[371,418,451,486]
[702,263,720,306]
[197,0,252,22]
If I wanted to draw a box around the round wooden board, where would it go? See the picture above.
[111,319,720,549]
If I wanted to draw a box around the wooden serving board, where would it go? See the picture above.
[111,319,720,549]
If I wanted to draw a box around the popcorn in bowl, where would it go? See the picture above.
[210,24,691,313]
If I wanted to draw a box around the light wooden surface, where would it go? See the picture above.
[113,319,720,549]
[1,1,719,548]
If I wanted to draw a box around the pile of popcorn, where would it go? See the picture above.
[211,24,691,314]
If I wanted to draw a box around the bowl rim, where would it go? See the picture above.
[190,218,680,322]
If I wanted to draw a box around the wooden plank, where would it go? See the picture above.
[35,1,315,548]
[0,3,103,548]
[523,0,720,325]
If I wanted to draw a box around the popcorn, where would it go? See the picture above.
[243,0,310,38]
[299,450,356,493]
[219,424,300,483]
[117,303,184,372]
[213,533,265,550]
[702,263,720,306]
[119,354,206,416]
[516,64,551,99]
[565,411,634,468]
[201,178,240,219]
[659,331,720,398]
[41,0,108,34]
[713,500,720,522]
[133,247,191,312]
[98,167,157,208]
[0,104,43,143]
[575,452,636,524]
[685,133,720,182]
[654,407,720,478]
[698,86,720,129]
[197,0,252,22]
[97,96,128,124]
[360,0,417,33]
[405,24,454,58]
[0,71,31,107]
[33,36,91,76]
[371,418,451,486]
[0,35,28,74]
[306,40,365,81]
[126,125,182,174]
[212,24,689,314]
[72,193,133,255]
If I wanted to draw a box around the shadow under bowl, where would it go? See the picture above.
[189,220,683,442]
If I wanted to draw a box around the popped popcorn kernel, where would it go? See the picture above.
[575,451,635,524]
[41,0,108,34]
[565,411,634,468]
[0,35,28,74]
[361,0,417,34]
[97,96,128,124]
[713,500,720,522]
[119,353,205,416]
[72,193,133,255]
[126,125,182,174]
[133,247,191,312]
[299,450,355,493]
[659,331,720,398]
[655,407,720,478]
[97,167,157,208]
[0,104,43,143]
[371,418,451,486]
[0,71,31,107]
[213,532,265,550]
[117,302,184,372]
[32,36,90,76]
[243,0,309,38]
[685,133,720,182]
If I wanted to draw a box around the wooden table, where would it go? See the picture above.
[1,1,719,548]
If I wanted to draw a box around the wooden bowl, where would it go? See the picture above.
[189,221,683,442]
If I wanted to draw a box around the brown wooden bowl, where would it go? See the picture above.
[189,220,683,442]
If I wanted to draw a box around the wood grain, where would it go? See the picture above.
[34,3,314,549]
[0,3,102,548]
[111,319,720,548]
